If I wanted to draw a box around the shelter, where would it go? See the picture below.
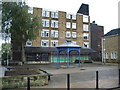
[56,40,81,68]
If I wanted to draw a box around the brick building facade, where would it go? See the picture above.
[12,4,95,63]
[102,28,120,63]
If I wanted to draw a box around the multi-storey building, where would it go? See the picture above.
[90,21,104,61]
[102,28,120,63]
[12,4,95,63]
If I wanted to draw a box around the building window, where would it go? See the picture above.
[51,30,58,38]
[42,9,50,17]
[111,52,117,59]
[72,32,76,38]
[28,7,33,14]
[66,22,71,28]
[51,20,58,28]
[42,19,49,27]
[72,23,76,29]
[41,29,49,37]
[26,39,32,46]
[72,15,76,20]
[51,11,58,18]
[41,40,49,47]
[66,31,71,38]
[83,15,89,22]
[83,24,89,31]
[104,52,109,59]
[83,42,89,48]
[51,40,58,47]
[66,14,71,19]
[83,33,89,40]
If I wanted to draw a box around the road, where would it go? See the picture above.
[46,67,119,88]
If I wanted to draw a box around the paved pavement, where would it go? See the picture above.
[1,63,120,89]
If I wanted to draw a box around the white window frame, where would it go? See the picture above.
[83,33,89,40]
[72,32,76,38]
[66,31,71,38]
[72,23,76,29]
[83,15,89,22]
[51,30,58,38]
[51,40,58,47]
[42,9,50,17]
[51,11,58,18]
[104,52,109,59]
[83,42,89,48]
[42,19,49,27]
[72,14,76,20]
[51,20,58,28]
[28,7,33,14]
[41,40,49,47]
[83,24,89,31]
[111,52,117,59]
[66,22,71,28]
[66,13,71,19]
[41,29,49,37]
[26,39,32,46]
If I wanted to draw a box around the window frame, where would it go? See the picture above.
[72,14,76,20]
[51,20,58,28]
[51,40,58,47]
[41,40,49,47]
[72,23,76,29]
[66,31,71,38]
[83,42,89,48]
[83,33,89,40]
[66,22,71,28]
[66,13,71,19]
[72,32,77,38]
[42,9,50,17]
[51,11,58,18]
[41,29,49,37]
[26,39,32,46]
[83,24,89,31]
[42,19,49,27]
[83,15,89,22]
[51,30,58,38]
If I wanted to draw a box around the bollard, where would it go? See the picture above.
[67,74,70,90]
[118,69,120,86]
[27,77,30,90]
[96,71,99,89]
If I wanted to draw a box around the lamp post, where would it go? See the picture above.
[102,38,106,63]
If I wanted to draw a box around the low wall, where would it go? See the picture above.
[1,74,48,89]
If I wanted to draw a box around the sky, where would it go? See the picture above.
[28,0,119,34]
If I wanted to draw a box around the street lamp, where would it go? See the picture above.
[102,38,106,63]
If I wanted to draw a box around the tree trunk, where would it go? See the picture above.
[21,42,26,64]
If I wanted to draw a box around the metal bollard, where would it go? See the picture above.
[27,77,30,90]
[118,69,120,86]
[96,71,99,89]
[67,74,70,90]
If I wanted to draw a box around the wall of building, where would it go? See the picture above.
[103,35,119,63]
[90,22,104,61]
[31,8,90,48]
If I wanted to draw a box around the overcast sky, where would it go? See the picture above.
[28,0,119,34]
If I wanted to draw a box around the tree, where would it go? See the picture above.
[2,2,42,63]
[1,43,11,60]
